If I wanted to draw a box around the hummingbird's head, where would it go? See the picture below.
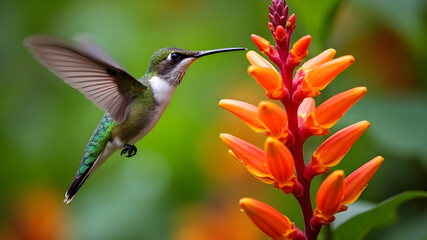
[148,47,246,86]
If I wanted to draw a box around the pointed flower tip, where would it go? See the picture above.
[306,55,355,91]
[247,65,285,100]
[303,87,367,135]
[290,35,311,64]
[220,133,274,184]
[258,101,288,140]
[265,137,296,193]
[314,170,345,225]
[342,156,384,205]
[246,50,278,73]
[274,25,287,42]
[301,48,337,70]
[251,34,271,54]
[239,197,296,240]
[219,99,265,132]
[310,120,371,174]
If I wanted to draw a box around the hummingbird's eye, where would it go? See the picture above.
[168,52,181,61]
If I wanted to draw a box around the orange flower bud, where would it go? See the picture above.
[290,35,311,65]
[248,65,285,100]
[264,137,296,193]
[240,198,297,240]
[294,54,355,100]
[251,34,271,54]
[301,49,336,70]
[307,55,354,90]
[298,97,315,120]
[341,156,384,206]
[302,87,367,136]
[246,50,278,74]
[308,121,371,176]
[275,25,287,42]
[219,133,274,184]
[219,99,265,132]
[313,170,345,225]
[258,101,288,141]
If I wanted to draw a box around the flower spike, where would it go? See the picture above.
[304,121,371,180]
[240,198,302,240]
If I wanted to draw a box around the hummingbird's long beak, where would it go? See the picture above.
[193,47,246,58]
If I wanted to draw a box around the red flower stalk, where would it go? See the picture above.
[218,1,383,239]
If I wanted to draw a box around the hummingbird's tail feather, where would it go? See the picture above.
[64,113,116,204]
[64,173,90,204]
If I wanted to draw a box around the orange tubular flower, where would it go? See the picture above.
[219,133,274,184]
[219,99,265,132]
[301,49,337,70]
[305,121,371,180]
[292,49,354,101]
[302,87,367,136]
[239,198,298,240]
[298,97,315,120]
[248,65,286,100]
[341,156,384,207]
[264,137,297,193]
[313,170,345,226]
[258,101,288,141]
[251,34,271,55]
[290,35,311,65]
[246,50,278,73]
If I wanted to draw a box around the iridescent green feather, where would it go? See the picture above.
[76,113,115,176]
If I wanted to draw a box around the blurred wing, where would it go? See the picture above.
[24,35,147,123]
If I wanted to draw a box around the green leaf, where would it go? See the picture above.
[333,191,427,240]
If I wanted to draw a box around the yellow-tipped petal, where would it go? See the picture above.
[305,55,355,90]
[311,121,371,172]
[258,101,288,140]
[220,133,274,183]
[314,170,345,225]
[248,65,285,100]
[274,25,287,42]
[240,198,296,240]
[301,48,336,70]
[303,87,367,135]
[264,137,296,193]
[290,35,311,64]
[219,99,265,132]
[298,97,315,120]
[246,50,278,74]
[341,156,384,205]
[251,34,271,55]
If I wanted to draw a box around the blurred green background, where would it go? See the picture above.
[0,0,426,239]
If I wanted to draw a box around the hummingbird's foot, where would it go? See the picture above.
[121,144,137,158]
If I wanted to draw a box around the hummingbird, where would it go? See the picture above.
[24,35,245,204]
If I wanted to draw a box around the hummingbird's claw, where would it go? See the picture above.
[121,144,137,158]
